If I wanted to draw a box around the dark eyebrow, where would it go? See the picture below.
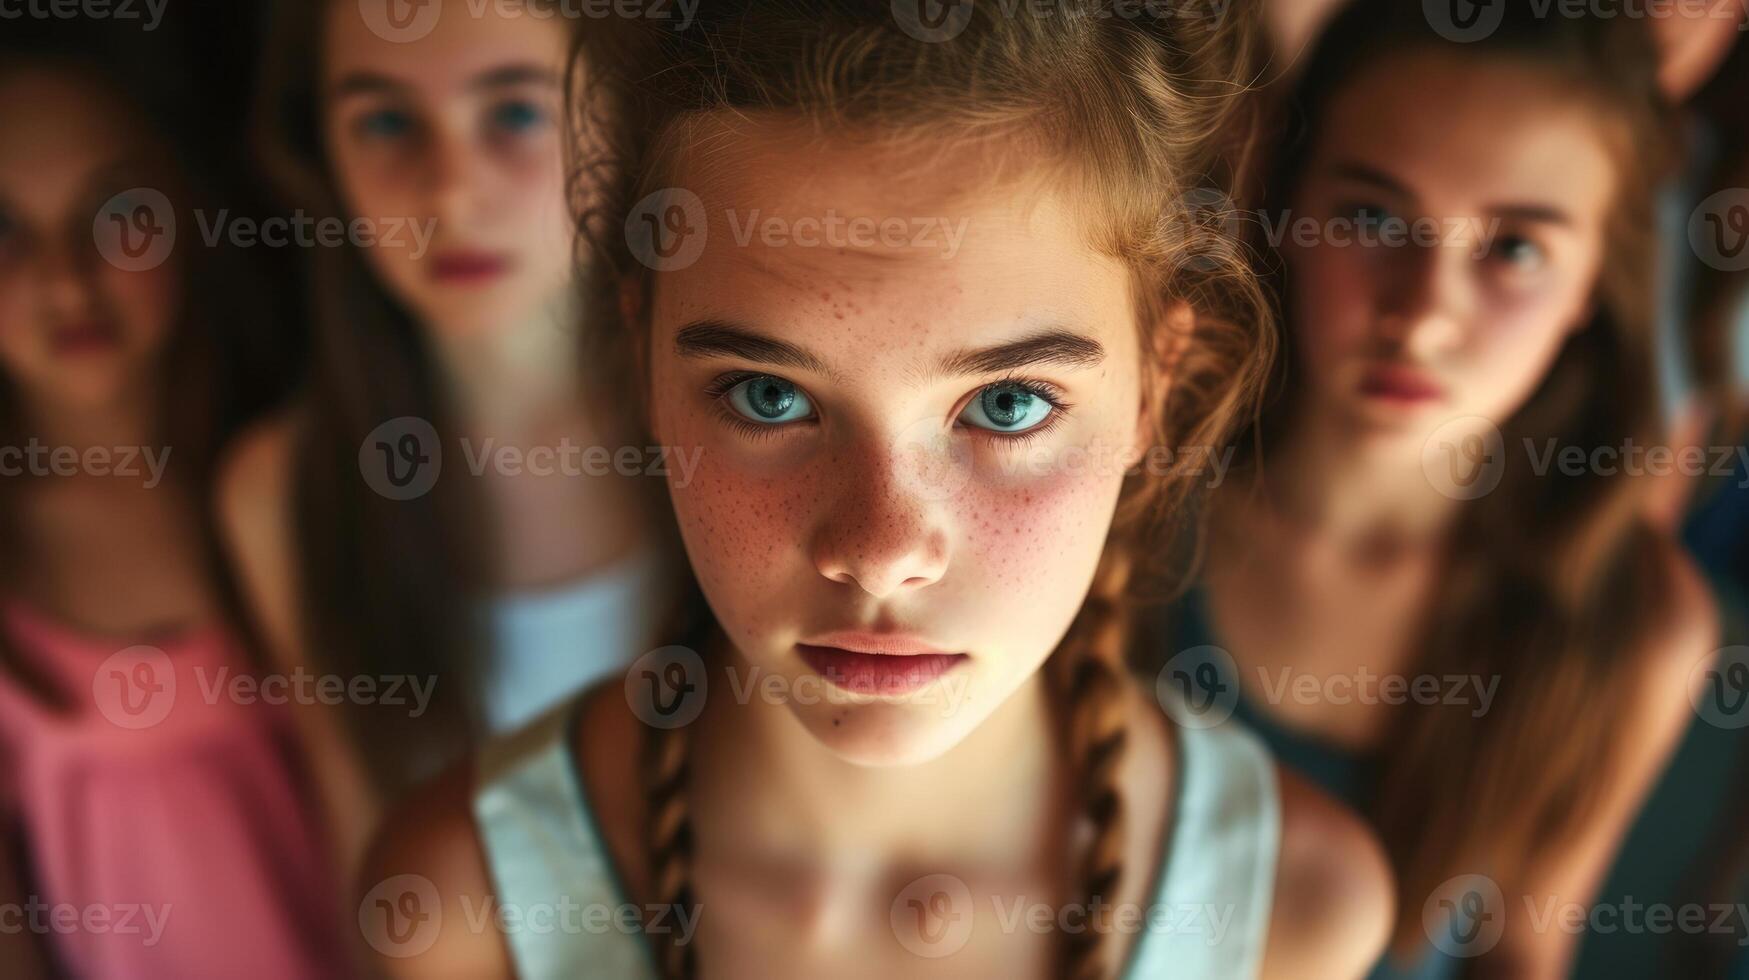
[1326,162,1412,196]
[329,63,559,100]
[675,322,840,381]
[937,329,1106,376]
[1329,161,1574,228]
[1486,203,1573,227]
[674,321,1104,383]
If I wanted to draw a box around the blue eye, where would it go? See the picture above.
[357,108,414,140]
[490,100,545,134]
[1487,234,1545,272]
[959,381,1055,433]
[725,375,813,424]
[1350,204,1392,229]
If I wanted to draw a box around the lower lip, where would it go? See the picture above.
[430,254,509,284]
[1358,375,1443,404]
[52,328,121,356]
[796,644,968,696]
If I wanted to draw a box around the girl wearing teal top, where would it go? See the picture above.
[361,3,1399,978]
[1171,1,1719,976]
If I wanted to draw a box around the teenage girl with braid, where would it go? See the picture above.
[1167,2,1719,977]
[365,2,1394,978]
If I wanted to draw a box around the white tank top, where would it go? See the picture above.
[477,547,667,736]
[472,689,1282,979]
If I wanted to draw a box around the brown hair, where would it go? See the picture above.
[1254,0,1680,953]
[252,0,637,787]
[570,2,1275,976]
[0,29,289,708]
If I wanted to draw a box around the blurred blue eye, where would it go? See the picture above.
[959,382,1054,433]
[1351,204,1392,229]
[727,375,812,424]
[357,108,414,140]
[490,100,545,134]
[1488,234,1545,272]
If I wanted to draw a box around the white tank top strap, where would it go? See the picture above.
[472,698,659,980]
[1122,707,1282,979]
[472,692,1280,980]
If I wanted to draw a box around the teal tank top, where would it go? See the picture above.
[1167,586,1459,980]
[472,688,1283,978]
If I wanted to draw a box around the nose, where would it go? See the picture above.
[424,128,488,231]
[809,441,951,599]
[1374,241,1465,359]
[39,235,100,322]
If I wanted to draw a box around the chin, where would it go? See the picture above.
[791,697,986,768]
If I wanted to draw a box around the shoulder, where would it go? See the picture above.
[1616,532,1718,753]
[1261,768,1394,980]
[213,409,305,658]
[359,756,514,980]
[215,407,301,535]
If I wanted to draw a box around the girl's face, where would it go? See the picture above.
[323,0,574,336]
[1286,50,1618,447]
[647,119,1153,766]
[0,68,179,411]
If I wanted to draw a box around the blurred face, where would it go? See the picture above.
[1286,50,1618,447]
[323,0,574,336]
[0,67,179,411]
[647,119,1152,766]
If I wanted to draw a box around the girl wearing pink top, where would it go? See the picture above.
[0,39,347,980]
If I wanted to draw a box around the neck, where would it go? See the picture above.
[694,654,1065,876]
[1262,399,1465,548]
[425,288,586,434]
[19,375,163,460]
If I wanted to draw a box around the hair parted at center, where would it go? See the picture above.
[565,3,1276,977]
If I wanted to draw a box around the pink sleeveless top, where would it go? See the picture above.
[0,603,349,979]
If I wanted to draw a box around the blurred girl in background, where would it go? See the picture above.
[0,40,343,980]
[366,3,1399,978]
[1168,1,1717,976]
[223,0,675,885]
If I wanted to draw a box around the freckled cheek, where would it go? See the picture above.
[664,409,822,637]
[952,459,1119,639]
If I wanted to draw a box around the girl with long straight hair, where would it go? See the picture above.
[1168,1,1719,975]
[223,0,678,881]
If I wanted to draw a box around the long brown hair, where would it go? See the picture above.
[1254,0,1680,952]
[251,0,631,788]
[0,26,289,707]
[570,2,1275,977]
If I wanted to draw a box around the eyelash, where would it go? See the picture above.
[702,370,1073,446]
